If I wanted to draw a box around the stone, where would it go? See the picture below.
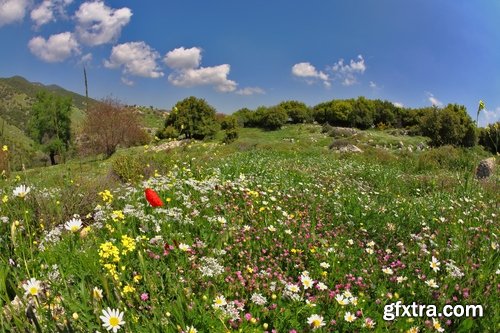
[338,144,363,153]
[475,157,496,179]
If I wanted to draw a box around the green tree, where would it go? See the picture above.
[233,107,255,127]
[165,97,219,140]
[278,100,311,123]
[348,97,375,129]
[258,105,288,130]
[312,100,352,126]
[420,104,477,147]
[29,91,72,165]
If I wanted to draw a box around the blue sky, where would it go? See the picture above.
[0,0,499,125]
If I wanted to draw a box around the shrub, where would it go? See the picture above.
[156,126,179,140]
[416,145,486,172]
[222,129,239,144]
[258,106,288,130]
[111,155,144,183]
[278,100,312,123]
[221,116,239,130]
[479,122,500,154]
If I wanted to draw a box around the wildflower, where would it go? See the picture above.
[100,307,125,333]
[93,287,103,300]
[98,190,113,203]
[213,295,227,308]
[111,210,125,221]
[23,278,42,296]
[317,282,327,291]
[2,145,8,151]
[72,312,79,320]
[430,256,441,272]
[344,311,356,322]
[2,195,7,203]
[382,267,394,275]
[13,185,30,199]
[179,243,190,251]
[335,294,349,305]
[432,318,444,332]
[307,314,325,330]
[140,293,149,301]
[363,317,376,329]
[301,274,314,289]
[99,242,120,262]
[320,262,330,269]
[287,284,300,293]
[425,279,439,288]
[267,225,276,232]
[144,188,164,207]
[251,293,267,305]
[185,326,198,333]
[64,218,82,233]
[121,235,136,255]
[122,284,136,294]
[407,327,420,333]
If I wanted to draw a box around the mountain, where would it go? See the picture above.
[0,75,93,133]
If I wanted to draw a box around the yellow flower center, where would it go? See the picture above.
[109,317,119,327]
[312,319,321,327]
[29,287,38,295]
[71,226,79,232]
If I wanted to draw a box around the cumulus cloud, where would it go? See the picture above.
[479,107,500,127]
[164,47,202,70]
[121,77,134,86]
[369,81,377,89]
[104,41,164,78]
[165,46,238,93]
[330,55,366,86]
[28,32,80,62]
[236,87,265,96]
[31,0,74,28]
[291,62,330,87]
[0,0,29,27]
[75,0,132,46]
[427,92,443,107]
[80,52,92,64]
[393,102,404,108]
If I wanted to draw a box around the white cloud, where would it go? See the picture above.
[104,41,164,78]
[121,77,134,86]
[31,0,74,28]
[479,107,500,127]
[369,81,377,89]
[165,46,238,93]
[291,62,330,87]
[330,55,366,86]
[427,93,443,107]
[28,32,80,62]
[75,1,132,46]
[164,47,201,70]
[393,102,404,108]
[0,0,29,27]
[236,87,265,96]
[31,1,54,27]
[168,65,237,92]
[80,52,92,64]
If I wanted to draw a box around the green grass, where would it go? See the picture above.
[0,125,498,332]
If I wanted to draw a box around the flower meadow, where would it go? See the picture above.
[0,136,499,332]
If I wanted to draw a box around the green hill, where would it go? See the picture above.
[0,75,93,133]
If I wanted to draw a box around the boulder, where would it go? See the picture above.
[476,157,496,179]
[338,144,363,153]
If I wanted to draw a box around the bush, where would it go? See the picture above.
[278,100,312,123]
[222,129,239,144]
[156,126,179,140]
[111,155,145,183]
[479,122,500,154]
[258,106,288,130]
[416,145,486,172]
[221,116,239,130]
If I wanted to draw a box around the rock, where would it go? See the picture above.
[151,140,187,152]
[417,142,427,151]
[476,157,496,179]
[398,141,405,149]
[407,146,413,153]
[338,144,363,153]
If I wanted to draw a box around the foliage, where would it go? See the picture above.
[220,115,239,130]
[255,105,288,130]
[313,99,352,126]
[165,97,219,140]
[479,121,500,154]
[278,100,311,123]
[80,98,149,158]
[222,129,239,144]
[420,104,477,147]
[156,125,179,140]
[29,91,72,165]
[232,107,254,127]
[111,155,145,183]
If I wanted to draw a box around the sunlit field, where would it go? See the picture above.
[0,125,498,332]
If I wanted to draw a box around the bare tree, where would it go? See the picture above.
[79,98,149,157]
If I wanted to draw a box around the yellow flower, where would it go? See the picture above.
[121,235,136,255]
[2,195,8,203]
[2,145,8,152]
[122,284,136,294]
[98,190,113,203]
[112,210,125,221]
[99,242,120,262]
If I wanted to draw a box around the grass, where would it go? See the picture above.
[0,124,498,332]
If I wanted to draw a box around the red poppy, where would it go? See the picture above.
[144,188,164,207]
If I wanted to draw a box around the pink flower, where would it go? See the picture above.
[140,293,149,301]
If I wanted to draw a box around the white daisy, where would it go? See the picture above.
[178,243,190,251]
[301,275,314,289]
[23,278,42,297]
[425,279,439,288]
[100,307,125,333]
[213,295,227,308]
[93,287,103,300]
[307,314,325,330]
[65,218,83,233]
[185,326,198,333]
[344,311,356,322]
[429,256,441,272]
[13,185,31,199]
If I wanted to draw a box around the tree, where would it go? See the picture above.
[255,105,287,130]
[420,104,477,147]
[80,98,149,157]
[165,97,219,140]
[278,100,311,123]
[29,91,72,165]
[312,100,352,126]
[348,97,375,129]
[233,108,255,127]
